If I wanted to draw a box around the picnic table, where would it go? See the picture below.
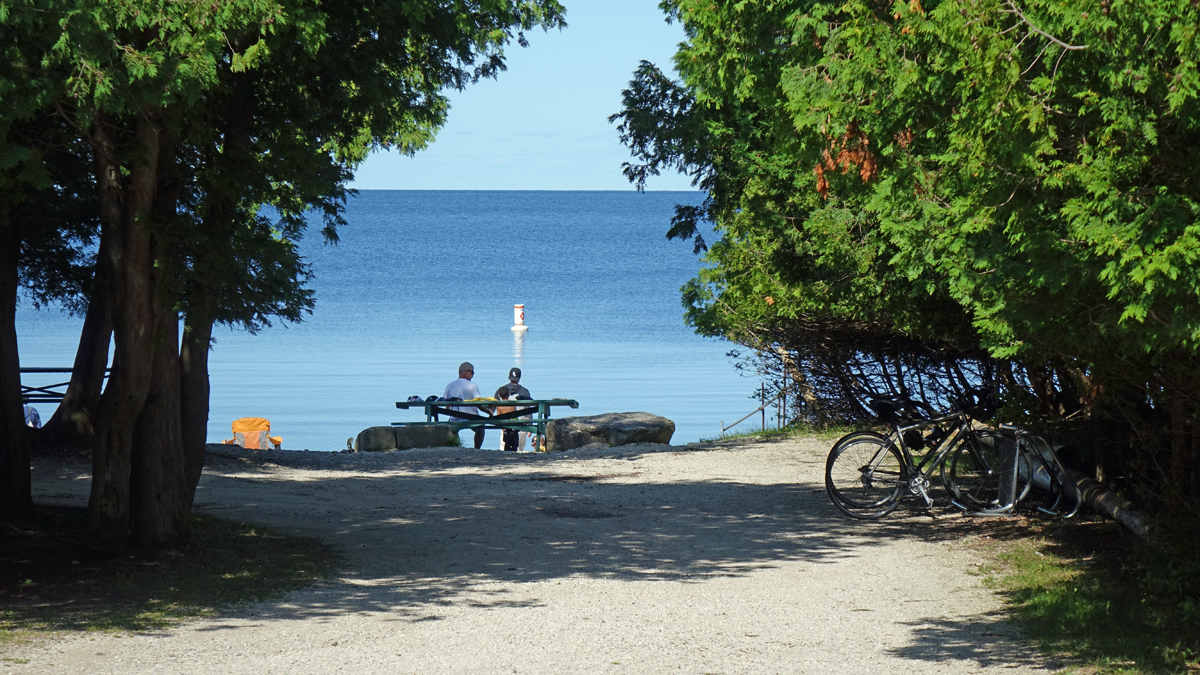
[393,398,580,439]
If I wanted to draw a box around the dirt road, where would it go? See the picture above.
[14,437,1052,674]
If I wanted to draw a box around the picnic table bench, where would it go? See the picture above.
[20,367,110,404]
[394,398,580,439]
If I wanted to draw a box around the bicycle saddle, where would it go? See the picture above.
[866,395,932,424]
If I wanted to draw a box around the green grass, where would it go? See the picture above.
[0,507,339,649]
[700,423,854,444]
[971,517,1199,674]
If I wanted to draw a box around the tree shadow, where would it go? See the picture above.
[194,446,990,596]
[30,442,1045,670]
[886,613,1053,670]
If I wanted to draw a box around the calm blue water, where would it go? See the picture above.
[17,191,766,450]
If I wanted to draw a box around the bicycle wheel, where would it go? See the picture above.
[1017,434,1081,517]
[943,429,1030,511]
[825,432,905,519]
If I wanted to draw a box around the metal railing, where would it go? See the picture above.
[19,367,110,404]
[720,385,787,438]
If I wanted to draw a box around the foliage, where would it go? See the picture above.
[3,0,568,331]
[176,0,569,332]
[0,1,98,314]
[614,0,1200,510]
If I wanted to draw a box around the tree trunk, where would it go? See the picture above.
[40,262,113,445]
[130,293,189,547]
[179,309,213,505]
[129,136,192,548]
[0,207,34,523]
[86,116,159,551]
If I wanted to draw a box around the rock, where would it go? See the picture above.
[355,427,397,452]
[545,413,674,452]
[397,424,457,449]
[355,425,455,452]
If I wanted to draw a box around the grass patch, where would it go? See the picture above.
[970,516,1199,674]
[0,506,339,649]
[700,423,854,444]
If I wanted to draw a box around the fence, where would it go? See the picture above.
[719,384,788,438]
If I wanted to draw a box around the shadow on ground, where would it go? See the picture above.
[29,441,1042,670]
[189,446,993,592]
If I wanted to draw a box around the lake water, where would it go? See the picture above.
[17,191,770,450]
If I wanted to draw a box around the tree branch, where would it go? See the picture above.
[1000,1,1088,51]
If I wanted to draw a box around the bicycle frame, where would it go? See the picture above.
[901,411,975,504]
[861,410,977,507]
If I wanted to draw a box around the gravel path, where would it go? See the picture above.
[14,437,1053,674]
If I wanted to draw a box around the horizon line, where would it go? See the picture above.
[348,188,703,192]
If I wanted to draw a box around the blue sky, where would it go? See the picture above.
[349,1,694,192]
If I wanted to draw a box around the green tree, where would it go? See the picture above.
[617,0,1200,507]
[1,0,566,547]
[0,0,97,523]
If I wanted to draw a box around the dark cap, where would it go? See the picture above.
[509,367,521,382]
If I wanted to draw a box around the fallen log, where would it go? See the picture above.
[1065,468,1148,540]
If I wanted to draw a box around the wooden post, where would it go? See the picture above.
[760,384,765,431]
[782,369,787,429]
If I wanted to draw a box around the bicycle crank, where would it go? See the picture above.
[908,474,933,507]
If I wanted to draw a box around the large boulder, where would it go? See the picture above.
[545,413,674,452]
[355,425,455,452]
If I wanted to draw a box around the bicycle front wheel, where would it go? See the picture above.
[944,429,1030,511]
[825,432,905,519]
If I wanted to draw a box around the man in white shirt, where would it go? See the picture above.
[443,362,486,449]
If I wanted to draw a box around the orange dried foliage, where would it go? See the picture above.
[812,123,879,199]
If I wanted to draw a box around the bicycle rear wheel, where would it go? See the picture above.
[944,429,1030,511]
[1017,434,1081,517]
[825,432,905,519]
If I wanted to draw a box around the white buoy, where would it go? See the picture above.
[511,304,528,332]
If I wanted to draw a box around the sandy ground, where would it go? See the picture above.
[9,436,1056,674]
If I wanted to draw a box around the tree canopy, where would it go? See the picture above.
[615,0,1200,509]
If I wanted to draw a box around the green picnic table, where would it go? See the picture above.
[393,397,580,439]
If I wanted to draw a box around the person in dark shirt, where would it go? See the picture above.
[500,367,532,450]
[493,387,520,452]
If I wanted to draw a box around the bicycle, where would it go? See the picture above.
[824,389,1024,519]
[825,390,1081,519]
